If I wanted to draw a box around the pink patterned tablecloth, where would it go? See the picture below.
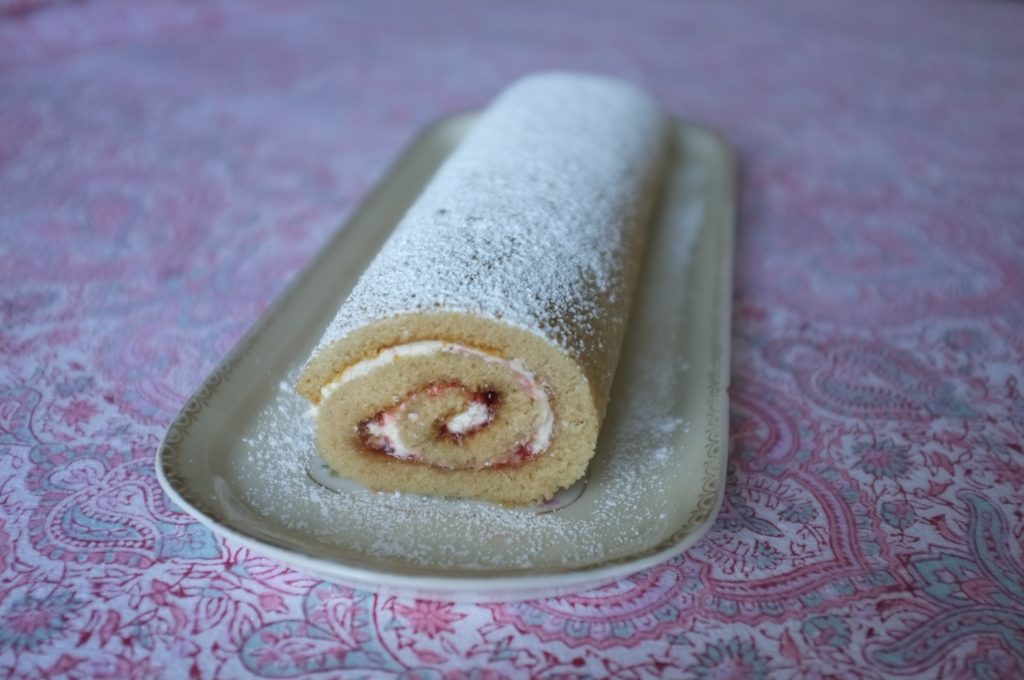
[2,1,1023,677]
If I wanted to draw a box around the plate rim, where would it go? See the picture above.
[155,113,736,600]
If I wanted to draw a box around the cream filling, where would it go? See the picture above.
[314,341,555,463]
[446,401,490,434]
[363,406,417,460]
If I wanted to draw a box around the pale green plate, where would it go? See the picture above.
[157,114,736,602]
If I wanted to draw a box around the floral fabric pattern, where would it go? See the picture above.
[2,0,1023,677]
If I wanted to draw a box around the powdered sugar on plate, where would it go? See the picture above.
[237,359,691,570]
[229,153,712,572]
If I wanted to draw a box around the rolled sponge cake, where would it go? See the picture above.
[296,72,670,505]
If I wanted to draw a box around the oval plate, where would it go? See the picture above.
[156,114,736,602]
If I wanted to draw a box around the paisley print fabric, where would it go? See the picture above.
[2,0,1023,676]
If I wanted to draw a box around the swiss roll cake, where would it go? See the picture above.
[296,72,670,505]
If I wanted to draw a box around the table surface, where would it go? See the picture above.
[2,1,1023,677]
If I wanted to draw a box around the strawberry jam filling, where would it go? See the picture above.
[319,341,554,470]
[357,381,501,459]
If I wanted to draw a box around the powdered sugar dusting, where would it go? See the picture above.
[237,364,689,569]
[310,72,670,375]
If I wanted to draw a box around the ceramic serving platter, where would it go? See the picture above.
[157,114,736,602]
